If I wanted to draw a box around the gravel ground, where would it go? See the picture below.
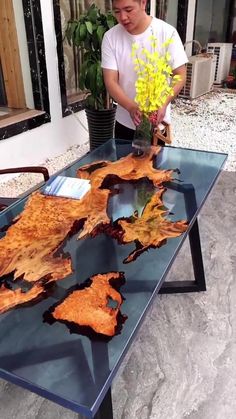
[0,89,235,197]
[172,89,236,172]
[0,143,90,197]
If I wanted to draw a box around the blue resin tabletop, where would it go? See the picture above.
[0,140,227,417]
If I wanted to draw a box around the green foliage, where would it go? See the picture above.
[66,4,117,109]
[232,66,236,80]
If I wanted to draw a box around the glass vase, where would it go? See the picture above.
[132,115,153,156]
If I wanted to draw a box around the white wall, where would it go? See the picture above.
[0,0,88,171]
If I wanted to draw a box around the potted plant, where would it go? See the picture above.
[66,4,117,150]
[225,66,236,89]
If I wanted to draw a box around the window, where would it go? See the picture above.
[194,0,232,47]
[155,0,188,43]
[165,0,178,28]
[53,0,112,117]
[0,0,50,140]
[0,1,26,109]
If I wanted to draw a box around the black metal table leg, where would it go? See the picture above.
[188,217,206,291]
[80,387,113,419]
[90,340,114,419]
[93,387,113,419]
[160,182,206,294]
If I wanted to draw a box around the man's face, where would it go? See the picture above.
[112,0,147,34]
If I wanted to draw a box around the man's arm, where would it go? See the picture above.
[172,64,187,97]
[153,64,187,125]
[103,68,142,126]
[103,64,186,126]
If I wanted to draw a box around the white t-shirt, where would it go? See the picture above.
[101,17,188,129]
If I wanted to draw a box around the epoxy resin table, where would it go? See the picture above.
[0,140,227,418]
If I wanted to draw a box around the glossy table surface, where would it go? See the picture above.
[0,140,227,417]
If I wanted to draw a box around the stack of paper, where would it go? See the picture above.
[43,176,91,200]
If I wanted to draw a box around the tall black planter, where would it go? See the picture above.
[85,106,117,150]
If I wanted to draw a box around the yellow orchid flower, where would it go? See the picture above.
[132,36,181,141]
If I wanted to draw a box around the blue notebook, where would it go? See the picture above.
[43,176,91,200]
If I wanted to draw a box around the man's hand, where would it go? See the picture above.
[128,104,142,126]
[150,105,168,126]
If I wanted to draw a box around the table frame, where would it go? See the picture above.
[0,142,226,419]
[160,181,206,294]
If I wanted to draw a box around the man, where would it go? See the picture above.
[101,0,188,141]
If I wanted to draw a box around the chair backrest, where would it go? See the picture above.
[0,166,49,181]
[0,166,50,212]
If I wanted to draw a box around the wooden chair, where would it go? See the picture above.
[0,166,49,212]
[152,122,172,146]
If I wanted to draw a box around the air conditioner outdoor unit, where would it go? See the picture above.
[207,43,233,84]
[179,55,216,99]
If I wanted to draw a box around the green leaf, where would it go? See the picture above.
[96,63,104,93]
[74,23,81,46]
[88,7,98,24]
[97,25,106,44]
[85,94,96,109]
[85,21,93,35]
[84,38,91,50]
[107,14,117,29]
[96,95,105,110]
[79,73,85,90]
[79,60,90,90]
[83,51,91,60]
[65,21,77,44]
[79,65,86,89]
[71,22,78,43]
[85,63,97,94]
[92,31,99,50]
[79,23,87,41]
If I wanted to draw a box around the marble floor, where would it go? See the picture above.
[112,170,236,419]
